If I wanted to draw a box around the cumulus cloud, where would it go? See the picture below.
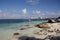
[22,8,27,16]
[26,0,40,5]
[0,9,60,19]
[32,10,60,18]
[36,10,40,14]
[32,10,45,18]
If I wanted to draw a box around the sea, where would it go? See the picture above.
[0,19,47,40]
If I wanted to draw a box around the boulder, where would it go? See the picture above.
[35,23,50,28]
[48,19,56,23]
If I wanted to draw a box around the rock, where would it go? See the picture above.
[47,29,53,32]
[40,30,43,32]
[20,28,26,30]
[55,29,60,33]
[56,19,60,22]
[47,19,56,23]
[43,32,47,35]
[50,36,60,40]
[35,23,50,28]
[13,33,19,35]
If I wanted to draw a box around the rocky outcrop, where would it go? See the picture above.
[35,23,50,28]
[47,19,56,23]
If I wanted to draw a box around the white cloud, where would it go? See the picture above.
[0,10,2,13]
[0,9,21,19]
[9,14,21,19]
[36,10,40,14]
[26,0,40,5]
[30,16,38,19]
[0,12,21,19]
[32,10,40,14]
[22,8,27,16]
[22,8,27,14]
[32,10,60,18]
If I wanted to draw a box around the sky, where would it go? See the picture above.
[0,0,60,19]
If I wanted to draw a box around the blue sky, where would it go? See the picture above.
[0,0,60,19]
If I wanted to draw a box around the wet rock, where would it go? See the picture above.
[35,23,50,28]
[13,33,19,35]
[47,19,56,23]
[47,29,53,32]
[20,28,26,30]
[40,30,43,32]
[55,29,60,33]
[44,35,54,40]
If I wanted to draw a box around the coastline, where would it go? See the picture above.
[10,22,60,40]
[0,19,60,40]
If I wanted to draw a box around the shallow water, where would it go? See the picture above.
[0,19,47,40]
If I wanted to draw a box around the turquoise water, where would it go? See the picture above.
[0,20,46,29]
[0,20,47,40]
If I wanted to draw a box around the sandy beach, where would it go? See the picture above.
[9,22,60,40]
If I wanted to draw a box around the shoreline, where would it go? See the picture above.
[10,22,60,40]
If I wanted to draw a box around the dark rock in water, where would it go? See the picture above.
[50,36,60,40]
[13,33,19,35]
[47,19,56,23]
[18,36,43,40]
[20,28,26,30]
